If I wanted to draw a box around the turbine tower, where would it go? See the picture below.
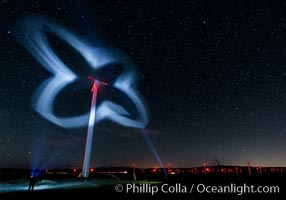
[133,162,137,181]
[247,161,251,176]
[82,76,108,178]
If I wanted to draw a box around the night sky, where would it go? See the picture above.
[1,0,286,169]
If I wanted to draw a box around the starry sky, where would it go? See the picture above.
[0,0,286,169]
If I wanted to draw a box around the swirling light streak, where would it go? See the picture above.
[17,17,148,129]
[15,17,167,178]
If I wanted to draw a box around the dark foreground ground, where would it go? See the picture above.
[0,173,285,200]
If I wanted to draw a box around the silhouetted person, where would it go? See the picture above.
[28,175,37,192]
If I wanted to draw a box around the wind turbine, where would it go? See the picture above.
[133,161,137,181]
[18,17,150,180]
[82,76,108,178]
[247,161,251,176]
